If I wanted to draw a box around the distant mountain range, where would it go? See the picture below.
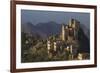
[21,21,61,39]
[21,21,89,39]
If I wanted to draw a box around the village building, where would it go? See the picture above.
[47,19,81,60]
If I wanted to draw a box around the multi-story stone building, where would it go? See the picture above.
[61,19,80,42]
[47,19,80,60]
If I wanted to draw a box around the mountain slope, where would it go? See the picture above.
[21,21,61,39]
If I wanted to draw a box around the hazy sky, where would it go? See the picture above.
[21,9,90,28]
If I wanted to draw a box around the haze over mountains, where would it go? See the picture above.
[21,21,89,39]
[21,21,62,39]
[21,10,90,29]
